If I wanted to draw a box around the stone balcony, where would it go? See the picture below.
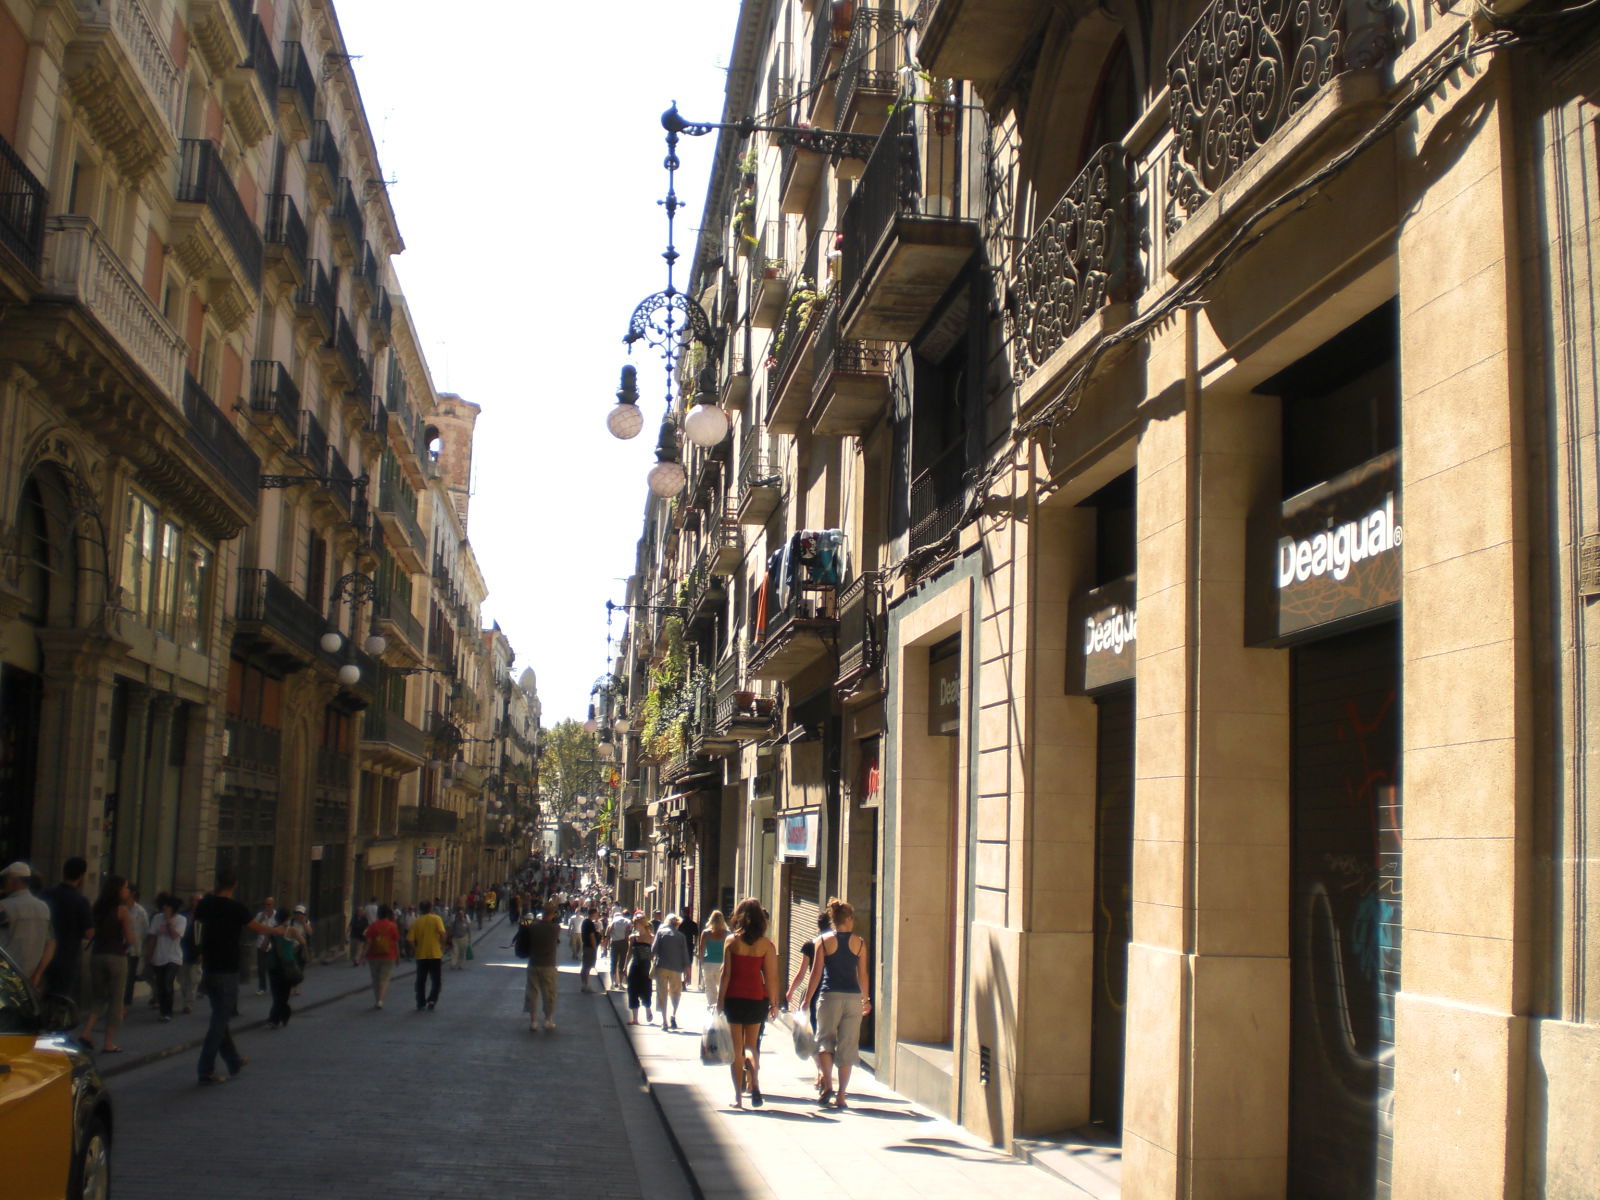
[63,0,181,182]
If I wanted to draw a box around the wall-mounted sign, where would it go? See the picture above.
[1250,450,1401,644]
[780,811,818,866]
[928,635,961,737]
[623,851,643,881]
[1068,575,1136,694]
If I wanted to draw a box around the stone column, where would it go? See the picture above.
[1123,321,1291,1200]
[137,693,178,891]
[1390,61,1532,1200]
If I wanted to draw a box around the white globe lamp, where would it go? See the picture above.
[683,402,729,447]
[320,631,344,654]
[337,663,361,686]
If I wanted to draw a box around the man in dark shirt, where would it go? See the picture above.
[193,866,278,1084]
[678,908,700,990]
[579,906,600,993]
[522,905,561,1031]
[42,856,92,1003]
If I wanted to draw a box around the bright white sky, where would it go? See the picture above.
[333,0,745,723]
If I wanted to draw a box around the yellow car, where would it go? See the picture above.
[0,944,113,1198]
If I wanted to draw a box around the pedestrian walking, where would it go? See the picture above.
[697,910,727,1010]
[364,904,401,1008]
[803,899,872,1109]
[625,913,654,1026]
[517,904,561,1031]
[42,857,92,1004]
[266,906,307,1028]
[716,897,779,1109]
[0,861,54,989]
[251,895,277,995]
[650,914,691,1030]
[579,905,600,992]
[177,893,202,1014]
[122,885,149,1007]
[408,899,447,1010]
[608,906,631,991]
[147,894,186,1022]
[566,904,583,959]
[448,906,472,970]
[79,874,134,1054]
[349,907,369,967]
[678,908,700,990]
[193,866,278,1084]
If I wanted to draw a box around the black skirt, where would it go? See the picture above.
[723,996,767,1026]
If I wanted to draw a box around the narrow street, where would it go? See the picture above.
[104,934,691,1200]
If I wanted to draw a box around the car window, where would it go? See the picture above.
[0,951,37,1034]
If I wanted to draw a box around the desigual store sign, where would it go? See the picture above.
[1252,450,1402,643]
[1069,575,1136,694]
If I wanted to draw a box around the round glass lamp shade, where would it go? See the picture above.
[598,743,616,761]
[336,663,361,686]
[607,401,645,440]
[647,459,688,498]
[683,402,729,447]
[320,631,344,654]
[614,717,632,734]
[363,633,388,656]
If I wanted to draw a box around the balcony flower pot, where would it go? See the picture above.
[931,101,957,137]
[734,689,756,709]
[753,697,776,718]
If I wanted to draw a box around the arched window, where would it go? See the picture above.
[16,466,78,628]
[1081,36,1139,166]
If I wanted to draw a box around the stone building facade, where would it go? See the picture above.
[0,0,530,951]
[613,1,1600,1196]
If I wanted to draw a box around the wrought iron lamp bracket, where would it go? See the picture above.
[261,472,371,491]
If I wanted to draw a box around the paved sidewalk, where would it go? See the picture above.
[607,984,1099,1200]
[91,913,509,1078]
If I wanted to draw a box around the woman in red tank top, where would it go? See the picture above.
[716,897,778,1108]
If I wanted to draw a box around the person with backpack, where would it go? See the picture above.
[448,906,472,970]
[363,904,401,1009]
[349,908,370,967]
[266,906,307,1029]
[515,904,561,1031]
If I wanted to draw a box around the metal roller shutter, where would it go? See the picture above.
[1289,623,1401,1200]
[782,862,822,994]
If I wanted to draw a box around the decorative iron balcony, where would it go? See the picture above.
[329,308,365,389]
[835,6,900,133]
[278,40,317,126]
[293,257,335,334]
[1166,0,1374,232]
[836,571,883,691]
[714,690,778,741]
[768,289,825,434]
[235,566,334,668]
[309,120,341,193]
[326,443,355,518]
[700,507,742,577]
[749,576,839,683]
[377,477,428,570]
[838,101,978,341]
[294,407,328,472]
[807,0,849,121]
[910,440,967,551]
[399,804,458,836]
[262,192,307,280]
[363,706,426,762]
[1009,143,1136,379]
[364,399,388,442]
[334,178,365,251]
[175,138,263,290]
[248,359,299,431]
[750,224,788,327]
[720,335,750,410]
[809,302,893,436]
[223,717,280,777]
[182,373,260,508]
[376,588,425,655]
[737,437,781,526]
[242,15,279,104]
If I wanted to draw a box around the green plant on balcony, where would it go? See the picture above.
[888,71,958,134]
[733,195,757,252]
[740,147,760,182]
[640,617,687,761]
[767,277,818,369]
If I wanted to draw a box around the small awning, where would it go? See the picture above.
[647,791,696,821]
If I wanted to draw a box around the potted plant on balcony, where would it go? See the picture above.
[889,71,958,136]
[733,195,757,254]
[767,276,818,369]
[762,257,786,282]
[740,147,760,187]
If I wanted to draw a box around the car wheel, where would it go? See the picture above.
[70,1115,111,1200]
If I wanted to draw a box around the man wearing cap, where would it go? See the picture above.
[0,862,54,989]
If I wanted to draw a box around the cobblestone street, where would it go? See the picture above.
[104,932,690,1200]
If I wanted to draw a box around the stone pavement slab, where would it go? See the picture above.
[607,984,1104,1200]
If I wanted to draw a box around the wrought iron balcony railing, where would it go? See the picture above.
[808,0,849,115]
[362,705,426,760]
[248,359,299,430]
[327,443,355,518]
[364,398,388,442]
[330,308,366,389]
[910,440,967,551]
[335,177,365,250]
[262,192,306,277]
[835,5,900,129]
[1009,143,1136,378]
[175,138,262,289]
[182,373,260,508]
[836,571,883,688]
[399,804,458,836]
[309,120,341,192]
[1166,0,1368,232]
[278,40,316,123]
[812,300,892,390]
[242,15,279,103]
[378,477,427,561]
[371,286,393,337]
[295,407,328,472]
[223,717,280,776]
[377,588,425,653]
[235,566,331,666]
[293,257,335,332]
